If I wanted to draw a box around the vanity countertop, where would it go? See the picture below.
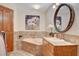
[43,37,77,46]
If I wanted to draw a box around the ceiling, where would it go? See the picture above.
[16,3,53,12]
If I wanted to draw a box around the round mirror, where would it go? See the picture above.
[54,4,75,33]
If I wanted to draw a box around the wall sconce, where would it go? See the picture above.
[52,3,60,9]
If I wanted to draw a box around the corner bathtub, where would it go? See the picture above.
[21,38,43,56]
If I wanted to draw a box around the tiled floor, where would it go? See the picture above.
[8,50,34,56]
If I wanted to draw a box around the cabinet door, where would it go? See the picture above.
[0,7,3,31]
[3,8,13,52]
[42,39,54,56]
[42,40,53,56]
[6,32,13,52]
[42,39,48,55]
[3,9,13,32]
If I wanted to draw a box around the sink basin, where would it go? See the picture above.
[51,39,65,43]
[52,40,66,44]
[49,37,65,42]
[51,39,64,42]
[48,37,73,45]
[43,37,75,46]
[50,39,74,45]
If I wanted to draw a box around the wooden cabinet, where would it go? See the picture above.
[0,8,3,31]
[3,8,13,32]
[42,39,54,56]
[0,5,13,52]
[42,39,77,56]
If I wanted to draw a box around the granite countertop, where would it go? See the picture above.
[43,37,77,46]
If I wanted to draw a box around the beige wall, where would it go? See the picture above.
[16,7,46,31]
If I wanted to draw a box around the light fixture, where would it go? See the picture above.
[52,3,60,9]
[52,4,56,9]
[32,4,40,9]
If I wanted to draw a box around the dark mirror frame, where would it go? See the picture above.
[54,4,75,33]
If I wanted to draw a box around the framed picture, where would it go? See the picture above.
[56,16,62,30]
[25,15,40,30]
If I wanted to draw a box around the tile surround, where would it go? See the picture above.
[18,31,49,38]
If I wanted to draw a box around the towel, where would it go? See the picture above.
[0,33,6,56]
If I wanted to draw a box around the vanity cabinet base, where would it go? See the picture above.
[42,39,77,56]
[54,46,77,56]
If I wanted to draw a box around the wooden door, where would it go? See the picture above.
[3,8,13,52]
[3,8,13,32]
[0,6,3,32]
[6,32,13,52]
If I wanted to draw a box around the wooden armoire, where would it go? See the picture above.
[0,5,13,52]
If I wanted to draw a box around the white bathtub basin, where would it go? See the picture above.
[22,38,43,45]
